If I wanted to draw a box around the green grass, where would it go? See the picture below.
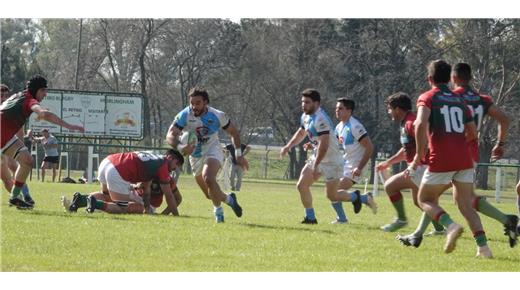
[1,176,519,272]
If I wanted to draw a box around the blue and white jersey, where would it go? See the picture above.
[335,116,368,162]
[172,106,230,158]
[300,107,342,163]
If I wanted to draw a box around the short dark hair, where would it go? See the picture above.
[301,89,321,102]
[188,87,209,103]
[336,98,355,111]
[385,92,412,111]
[166,149,184,166]
[26,74,48,97]
[453,62,472,82]
[427,59,451,84]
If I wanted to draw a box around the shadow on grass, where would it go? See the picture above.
[238,222,336,235]
[20,209,128,221]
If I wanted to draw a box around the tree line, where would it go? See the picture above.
[2,18,520,185]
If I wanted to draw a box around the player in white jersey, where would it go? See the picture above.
[280,89,344,224]
[167,87,247,223]
[333,98,377,221]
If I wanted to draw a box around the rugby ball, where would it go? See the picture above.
[178,131,197,153]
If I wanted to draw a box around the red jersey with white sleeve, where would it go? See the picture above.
[416,85,474,172]
[107,152,171,184]
[453,85,494,162]
[0,91,40,147]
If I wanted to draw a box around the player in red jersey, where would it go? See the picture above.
[63,150,184,216]
[1,75,84,209]
[406,60,492,258]
[452,63,518,247]
[378,92,445,235]
[63,177,182,215]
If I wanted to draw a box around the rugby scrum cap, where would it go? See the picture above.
[27,74,48,96]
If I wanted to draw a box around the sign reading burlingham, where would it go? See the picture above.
[29,90,143,139]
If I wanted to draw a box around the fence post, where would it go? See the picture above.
[495,167,502,203]
[373,162,379,196]
[87,146,99,184]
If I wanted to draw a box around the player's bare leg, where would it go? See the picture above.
[452,181,492,258]
[418,183,463,254]
[203,158,242,222]
[296,164,317,223]
[325,178,346,224]
[194,174,210,199]
[3,140,34,208]
[1,155,14,192]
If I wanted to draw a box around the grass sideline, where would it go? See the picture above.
[1,176,519,271]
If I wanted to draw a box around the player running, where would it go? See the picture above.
[280,89,344,224]
[403,60,491,257]
[451,62,518,247]
[378,92,445,234]
[333,98,377,223]
[1,75,84,209]
[166,87,245,223]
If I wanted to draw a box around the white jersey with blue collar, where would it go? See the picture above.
[335,116,368,161]
[173,106,230,158]
[300,107,342,163]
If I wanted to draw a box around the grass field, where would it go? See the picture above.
[1,175,519,272]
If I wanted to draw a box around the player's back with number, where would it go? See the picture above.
[417,85,474,172]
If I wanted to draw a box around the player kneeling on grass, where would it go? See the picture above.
[61,150,183,215]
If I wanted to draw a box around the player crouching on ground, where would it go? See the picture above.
[61,150,184,215]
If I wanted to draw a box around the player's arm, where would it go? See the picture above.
[356,135,374,171]
[161,183,179,216]
[464,120,478,142]
[224,122,249,170]
[166,124,182,148]
[161,186,181,215]
[487,105,509,161]
[412,105,430,170]
[31,104,84,132]
[15,128,25,140]
[376,148,406,171]
[280,127,307,157]
[138,181,152,213]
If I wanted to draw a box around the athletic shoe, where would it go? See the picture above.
[365,192,378,214]
[61,196,72,212]
[69,192,84,212]
[23,195,35,206]
[424,229,446,237]
[86,196,96,213]
[352,190,362,214]
[444,223,463,254]
[396,234,423,248]
[380,219,408,232]
[8,197,34,210]
[301,217,318,224]
[330,218,348,224]
[476,245,493,258]
[503,215,518,248]
[227,193,243,217]
[215,213,225,223]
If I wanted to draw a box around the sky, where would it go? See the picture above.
[2,0,520,18]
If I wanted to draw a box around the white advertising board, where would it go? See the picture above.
[106,95,143,137]
[28,90,143,138]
